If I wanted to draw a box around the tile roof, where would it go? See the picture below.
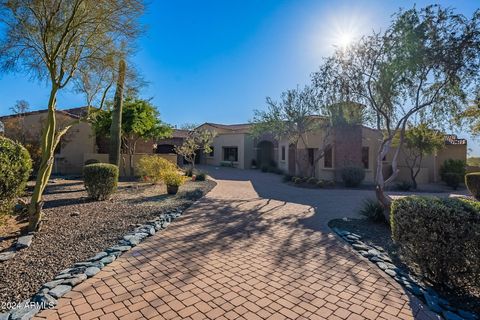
[444,134,467,145]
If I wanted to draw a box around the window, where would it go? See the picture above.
[324,146,333,168]
[223,147,238,162]
[308,148,315,166]
[362,147,369,169]
[281,146,286,161]
[209,147,214,157]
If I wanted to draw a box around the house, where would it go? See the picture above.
[0,107,467,184]
[0,107,96,175]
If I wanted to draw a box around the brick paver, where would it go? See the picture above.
[35,167,440,319]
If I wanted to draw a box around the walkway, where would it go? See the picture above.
[35,167,439,320]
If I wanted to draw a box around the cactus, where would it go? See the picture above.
[109,59,126,167]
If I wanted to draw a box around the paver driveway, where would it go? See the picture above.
[35,167,439,320]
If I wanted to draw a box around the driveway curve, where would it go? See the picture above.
[35,166,439,320]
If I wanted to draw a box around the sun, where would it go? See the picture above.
[336,30,355,49]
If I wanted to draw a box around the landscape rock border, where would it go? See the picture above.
[0,208,184,320]
[332,227,479,320]
[0,234,35,263]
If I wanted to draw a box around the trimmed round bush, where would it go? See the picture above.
[0,136,32,215]
[136,155,178,183]
[340,166,365,187]
[83,163,119,200]
[391,196,480,292]
[466,172,480,200]
[307,177,318,185]
[84,158,100,166]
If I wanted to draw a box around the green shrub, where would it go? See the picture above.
[0,136,32,216]
[220,161,234,167]
[261,165,269,172]
[282,174,293,182]
[443,172,462,190]
[324,180,335,187]
[307,177,318,185]
[83,164,119,200]
[196,172,206,181]
[466,172,480,200]
[359,198,386,222]
[391,196,480,291]
[316,180,325,188]
[340,166,365,187]
[395,181,412,191]
[84,158,100,166]
[440,159,465,189]
[292,177,303,184]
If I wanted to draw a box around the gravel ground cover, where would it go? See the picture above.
[0,178,216,312]
[329,218,480,316]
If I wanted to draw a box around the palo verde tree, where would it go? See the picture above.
[174,127,216,170]
[0,0,144,231]
[395,123,444,189]
[251,86,364,177]
[313,5,480,212]
[92,97,172,175]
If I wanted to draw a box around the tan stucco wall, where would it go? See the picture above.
[2,112,96,175]
[205,133,247,169]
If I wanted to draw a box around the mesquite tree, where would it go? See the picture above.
[0,0,144,231]
[313,5,480,212]
[109,59,126,167]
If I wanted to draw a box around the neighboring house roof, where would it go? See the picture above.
[445,134,467,145]
[200,122,252,134]
[0,106,90,120]
[171,129,190,138]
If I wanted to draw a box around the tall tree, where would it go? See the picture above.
[313,5,480,212]
[109,59,126,167]
[0,0,144,231]
[92,97,173,175]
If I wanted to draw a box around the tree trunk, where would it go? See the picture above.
[28,85,59,231]
[410,168,418,190]
[109,59,126,167]
[375,142,393,221]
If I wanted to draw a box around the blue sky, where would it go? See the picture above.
[0,0,478,154]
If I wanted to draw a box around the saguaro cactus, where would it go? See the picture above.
[109,59,126,167]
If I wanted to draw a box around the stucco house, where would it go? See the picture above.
[0,107,467,184]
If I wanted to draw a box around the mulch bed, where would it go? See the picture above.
[0,178,216,311]
[329,218,480,315]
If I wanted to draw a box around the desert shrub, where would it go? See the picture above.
[136,155,177,183]
[316,180,324,188]
[84,158,100,166]
[282,174,293,182]
[163,171,186,187]
[391,196,480,291]
[443,172,462,190]
[341,166,365,187]
[440,159,466,180]
[196,172,207,181]
[323,180,335,187]
[359,198,385,222]
[307,177,318,185]
[83,163,118,200]
[261,165,269,172]
[292,177,303,184]
[220,161,234,167]
[466,172,480,200]
[0,137,32,216]
[440,159,465,189]
[395,181,412,191]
